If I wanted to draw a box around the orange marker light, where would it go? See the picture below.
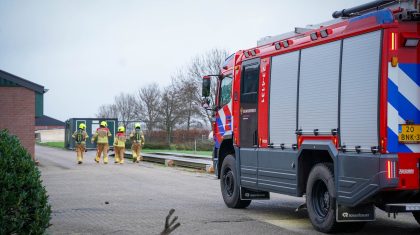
[391,56,398,67]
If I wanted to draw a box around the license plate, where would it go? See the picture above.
[398,125,420,144]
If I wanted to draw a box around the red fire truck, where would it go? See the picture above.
[202,0,420,232]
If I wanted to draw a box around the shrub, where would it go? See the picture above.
[0,130,51,234]
[169,144,177,150]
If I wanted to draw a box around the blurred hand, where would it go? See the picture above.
[160,208,180,235]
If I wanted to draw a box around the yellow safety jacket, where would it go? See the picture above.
[72,130,89,145]
[93,127,111,144]
[114,132,126,148]
[130,130,145,145]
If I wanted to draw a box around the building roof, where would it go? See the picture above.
[0,69,46,94]
[36,115,65,127]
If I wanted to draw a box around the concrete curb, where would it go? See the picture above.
[109,151,213,172]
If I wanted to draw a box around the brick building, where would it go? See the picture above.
[0,70,46,159]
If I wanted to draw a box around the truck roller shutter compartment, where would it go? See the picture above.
[340,30,381,151]
[299,41,341,132]
[270,51,299,147]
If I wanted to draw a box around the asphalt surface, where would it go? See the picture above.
[36,145,420,235]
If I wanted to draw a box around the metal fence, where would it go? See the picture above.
[121,121,213,151]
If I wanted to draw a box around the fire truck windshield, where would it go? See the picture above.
[219,74,232,107]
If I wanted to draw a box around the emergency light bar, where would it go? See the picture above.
[320,29,332,38]
[310,32,318,41]
[244,49,260,58]
[282,40,290,48]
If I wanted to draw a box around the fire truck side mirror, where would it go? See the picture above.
[202,97,211,109]
[202,76,211,98]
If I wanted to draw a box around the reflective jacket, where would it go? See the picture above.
[130,130,145,145]
[93,127,111,144]
[114,132,126,148]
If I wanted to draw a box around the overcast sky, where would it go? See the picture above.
[0,0,367,121]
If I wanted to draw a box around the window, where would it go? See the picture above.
[242,63,259,95]
[219,74,232,107]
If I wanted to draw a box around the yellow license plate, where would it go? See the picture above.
[398,125,420,144]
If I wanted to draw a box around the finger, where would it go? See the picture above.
[168,223,181,233]
[169,208,175,216]
[168,216,178,227]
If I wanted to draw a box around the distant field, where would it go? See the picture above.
[37,141,65,148]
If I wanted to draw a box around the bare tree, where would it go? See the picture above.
[186,48,230,126]
[172,70,203,131]
[136,83,161,133]
[114,92,137,129]
[159,79,184,145]
[95,48,229,140]
[96,104,118,119]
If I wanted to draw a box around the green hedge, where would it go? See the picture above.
[0,130,51,234]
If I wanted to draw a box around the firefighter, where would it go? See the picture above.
[91,121,112,164]
[114,125,126,164]
[72,123,89,164]
[130,122,145,163]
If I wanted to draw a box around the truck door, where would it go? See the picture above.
[240,59,260,147]
[239,58,260,188]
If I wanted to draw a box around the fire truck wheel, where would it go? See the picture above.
[306,163,340,233]
[413,212,420,225]
[220,155,251,209]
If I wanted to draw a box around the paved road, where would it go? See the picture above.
[37,145,420,234]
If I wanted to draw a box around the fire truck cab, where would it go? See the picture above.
[203,0,420,233]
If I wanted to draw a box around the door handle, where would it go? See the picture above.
[253,130,258,147]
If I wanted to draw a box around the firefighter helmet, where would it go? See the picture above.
[79,123,86,130]
[100,121,107,127]
[134,123,141,129]
[118,126,125,132]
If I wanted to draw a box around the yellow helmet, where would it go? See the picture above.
[118,126,125,132]
[79,123,86,130]
[100,121,107,127]
[134,123,141,129]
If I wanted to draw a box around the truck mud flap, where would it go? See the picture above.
[240,187,270,200]
[336,203,375,222]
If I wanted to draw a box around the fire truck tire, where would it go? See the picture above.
[220,155,251,209]
[306,163,340,233]
[413,212,420,225]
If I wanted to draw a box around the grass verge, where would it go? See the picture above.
[37,141,65,149]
